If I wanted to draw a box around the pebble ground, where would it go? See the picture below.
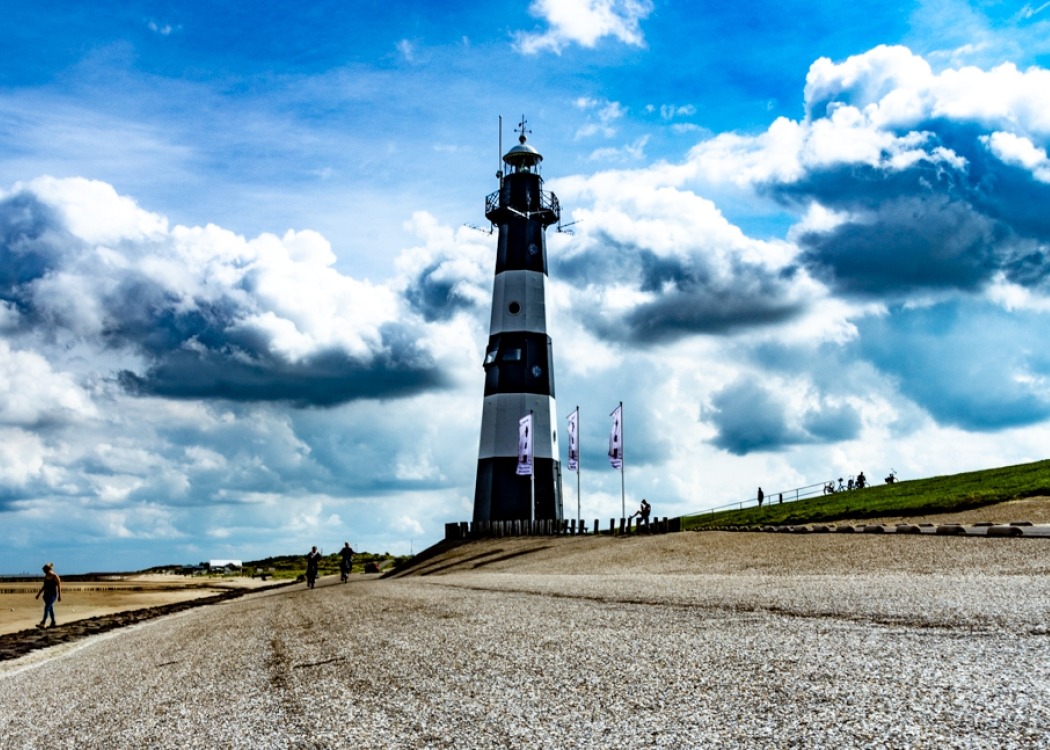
[1,530,1048,749]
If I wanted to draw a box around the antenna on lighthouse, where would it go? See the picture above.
[497,115,504,186]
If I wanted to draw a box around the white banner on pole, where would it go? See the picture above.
[608,404,623,469]
[567,408,579,473]
[517,413,534,476]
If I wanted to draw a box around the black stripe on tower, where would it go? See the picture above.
[473,457,564,522]
[482,332,555,398]
[486,171,557,275]
[495,218,548,275]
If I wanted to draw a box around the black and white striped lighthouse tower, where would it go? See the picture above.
[473,119,563,523]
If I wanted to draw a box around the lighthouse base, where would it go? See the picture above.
[473,457,563,523]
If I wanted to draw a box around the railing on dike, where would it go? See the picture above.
[681,478,868,519]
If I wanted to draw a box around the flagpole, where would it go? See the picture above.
[576,406,581,526]
[619,401,625,520]
[530,409,535,524]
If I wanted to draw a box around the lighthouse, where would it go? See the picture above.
[473,119,563,523]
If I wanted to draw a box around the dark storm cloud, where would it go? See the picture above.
[555,236,806,344]
[586,283,803,344]
[706,377,863,455]
[130,318,442,409]
[0,187,444,408]
[801,401,862,442]
[102,276,242,355]
[118,328,444,407]
[773,124,1050,298]
[0,192,74,309]
[403,261,480,322]
[707,378,797,454]
[853,301,1050,431]
[795,193,1000,295]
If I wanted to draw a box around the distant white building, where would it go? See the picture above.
[207,560,243,571]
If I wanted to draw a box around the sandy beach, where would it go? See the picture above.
[0,573,280,637]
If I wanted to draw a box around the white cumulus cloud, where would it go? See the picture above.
[515,0,654,54]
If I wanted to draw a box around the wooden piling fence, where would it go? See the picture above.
[445,516,679,540]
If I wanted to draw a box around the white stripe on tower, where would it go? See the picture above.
[489,270,548,335]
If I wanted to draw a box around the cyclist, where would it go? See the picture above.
[339,542,355,583]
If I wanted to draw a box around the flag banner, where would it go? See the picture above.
[608,404,623,469]
[567,409,579,473]
[517,413,534,476]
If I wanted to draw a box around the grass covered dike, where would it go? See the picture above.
[682,458,1050,530]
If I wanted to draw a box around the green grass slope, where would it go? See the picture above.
[682,458,1050,530]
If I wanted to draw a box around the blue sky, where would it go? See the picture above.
[3,0,1050,572]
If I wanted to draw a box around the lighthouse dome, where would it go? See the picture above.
[503,135,543,172]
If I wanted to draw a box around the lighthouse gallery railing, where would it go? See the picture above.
[485,188,560,218]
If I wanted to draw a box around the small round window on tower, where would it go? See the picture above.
[508,301,521,315]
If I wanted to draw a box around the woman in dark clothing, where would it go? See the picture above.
[305,546,321,589]
[35,562,61,628]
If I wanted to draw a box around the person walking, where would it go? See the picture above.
[35,562,61,628]
[305,546,322,589]
[757,487,764,508]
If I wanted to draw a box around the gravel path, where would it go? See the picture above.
[1,531,1049,749]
